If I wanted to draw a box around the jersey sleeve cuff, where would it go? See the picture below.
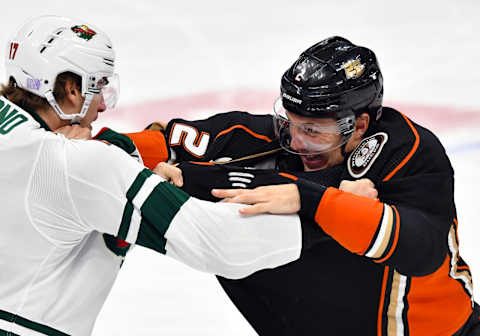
[124,130,170,169]
[295,178,328,219]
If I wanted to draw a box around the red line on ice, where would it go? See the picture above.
[99,89,480,132]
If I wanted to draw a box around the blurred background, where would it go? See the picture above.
[1,1,479,334]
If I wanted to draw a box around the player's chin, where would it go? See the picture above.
[301,153,329,171]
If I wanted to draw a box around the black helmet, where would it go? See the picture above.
[280,36,383,125]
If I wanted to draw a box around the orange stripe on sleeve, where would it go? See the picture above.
[313,187,384,255]
[383,113,420,182]
[457,266,470,271]
[278,172,298,181]
[377,266,390,336]
[124,130,169,170]
[214,125,272,143]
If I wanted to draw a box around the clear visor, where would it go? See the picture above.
[87,73,120,109]
[273,97,354,155]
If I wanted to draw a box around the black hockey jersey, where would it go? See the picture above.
[153,108,475,335]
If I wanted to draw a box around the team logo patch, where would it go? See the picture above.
[71,25,96,41]
[342,58,365,79]
[347,132,388,178]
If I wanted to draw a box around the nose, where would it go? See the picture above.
[290,128,308,152]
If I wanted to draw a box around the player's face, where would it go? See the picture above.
[79,93,107,130]
[287,112,345,171]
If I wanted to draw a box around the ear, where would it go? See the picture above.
[63,80,83,108]
[352,113,370,140]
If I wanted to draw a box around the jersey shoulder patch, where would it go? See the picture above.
[347,132,388,178]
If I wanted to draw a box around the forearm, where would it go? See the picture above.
[297,180,448,276]
[120,174,301,279]
[161,198,301,279]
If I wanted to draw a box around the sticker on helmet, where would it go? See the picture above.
[347,132,388,178]
[342,58,365,79]
[26,78,41,90]
[282,92,302,105]
[71,25,96,41]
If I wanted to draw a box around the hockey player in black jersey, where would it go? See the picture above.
[128,37,479,335]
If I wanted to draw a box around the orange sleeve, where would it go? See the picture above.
[314,187,384,255]
[124,130,169,170]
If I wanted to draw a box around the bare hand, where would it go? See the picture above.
[211,184,300,215]
[55,125,92,139]
[339,178,378,199]
[153,162,183,187]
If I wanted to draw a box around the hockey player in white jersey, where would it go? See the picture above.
[0,15,303,335]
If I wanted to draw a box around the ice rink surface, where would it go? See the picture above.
[1,1,479,334]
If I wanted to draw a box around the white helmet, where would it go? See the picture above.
[5,15,119,121]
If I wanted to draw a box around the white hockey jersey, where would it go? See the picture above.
[0,96,301,335]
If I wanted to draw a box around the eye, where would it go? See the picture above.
[302,124,319,135]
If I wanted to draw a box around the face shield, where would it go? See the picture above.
[87,72,120,109]
[273,97,355,155]
[64,72,120,124]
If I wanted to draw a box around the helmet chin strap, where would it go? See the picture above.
[72,92,93,124]
[44,90,94,124]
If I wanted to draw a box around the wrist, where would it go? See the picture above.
[295,178,328,219]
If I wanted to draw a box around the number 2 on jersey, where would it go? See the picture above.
[169,123,210,158]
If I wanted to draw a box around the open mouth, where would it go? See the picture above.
[301,153,328,170]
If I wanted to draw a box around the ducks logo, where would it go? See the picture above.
[348,132,388,178]
[342,58,365,80]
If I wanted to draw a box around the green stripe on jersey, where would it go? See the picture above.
[95,128,136,154]
[0,310,69,335]
[118,203,134,240]
[117,168,153,240]
[126,168,154,201]
[136,181,190,254]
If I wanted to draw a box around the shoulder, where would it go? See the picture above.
[63,137,144,188]
[346,107,452,181]
[65,136,132,162]
[166,110,273,137]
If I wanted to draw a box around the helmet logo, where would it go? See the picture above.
[71,25,96,41]
[282,92,302,105]
[342,58,365,79]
